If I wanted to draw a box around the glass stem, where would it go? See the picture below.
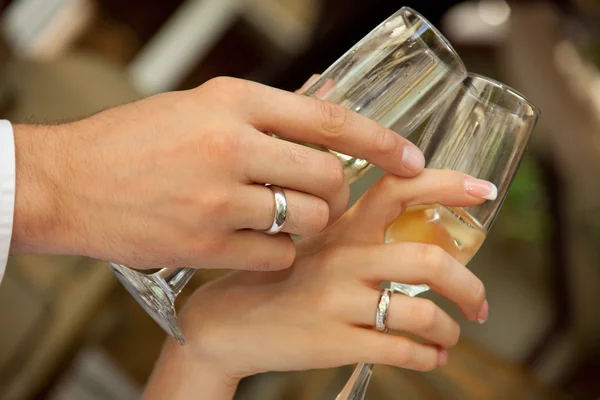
[156,267,197,297]
[335,363,374,400]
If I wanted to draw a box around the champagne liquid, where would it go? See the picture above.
[385,205,486,265]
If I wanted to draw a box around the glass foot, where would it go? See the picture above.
[109,263,186,344]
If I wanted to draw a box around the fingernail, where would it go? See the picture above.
[402,146,425,173]
[464,178,497,200]
[438,349,449,366]
[477,300,489,324]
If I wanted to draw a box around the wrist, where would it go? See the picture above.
[10,123,79,255]
[145,339,240,400]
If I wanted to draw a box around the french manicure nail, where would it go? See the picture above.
[438,350,449,366]
[464,178,498,200]
[477,300,489,324]
[402,146,425,173]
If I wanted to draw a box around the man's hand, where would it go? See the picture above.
[9,77,424,271]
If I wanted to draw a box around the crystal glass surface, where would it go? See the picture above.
[299,6,467,183]
[337,73,540,400]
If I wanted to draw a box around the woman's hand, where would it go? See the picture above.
[10,77,425,271]
[144,169,495,399]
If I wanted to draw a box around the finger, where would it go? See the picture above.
[347,244,486,322]
[242,133,349,223]
[343,287,460,349]
[210,231,295,271]
[235,185,330,237]
[349,169,497,237]
[236,80,425,177]
[348,327,444,371]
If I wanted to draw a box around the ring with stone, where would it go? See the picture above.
[375,288,393,333]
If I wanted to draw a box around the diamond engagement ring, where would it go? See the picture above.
[375,288,392,333]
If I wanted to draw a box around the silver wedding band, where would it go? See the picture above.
[376,288,393,333]
[264,185,287,234]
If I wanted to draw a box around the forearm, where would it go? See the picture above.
[143,339,240,400]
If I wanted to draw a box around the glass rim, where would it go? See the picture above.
[464,73,541,119]
[399,7,467,76]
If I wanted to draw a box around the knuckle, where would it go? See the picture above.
[200,188,233,216]
[201,77,252,108]
[204,76,244,94]
[371,126,397,156]
[393,340,437,372]
[413,299,439,333]
[281,145,309,167]
[472,280,486,308]
[377,173,401,197]
[279,239,297,268]
[449,321,461,348]
[434,173,453,194]
[391,341,413,367]
[414,243,451,281]
[203,131,243,165]
[316,100,349,138]
[308,198,330,234]
[323,154,347,191]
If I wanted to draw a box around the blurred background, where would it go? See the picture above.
[0,0,599,399]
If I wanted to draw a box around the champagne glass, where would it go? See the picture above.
[336,73,540,400]
[299,6,467,183]
[108,7,468,344]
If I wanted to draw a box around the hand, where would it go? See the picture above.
[145,169,495,399]
[9,77,425,271]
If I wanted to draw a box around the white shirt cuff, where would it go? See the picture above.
[0,120,15,285]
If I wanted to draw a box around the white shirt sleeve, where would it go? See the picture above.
[0,120,15,285]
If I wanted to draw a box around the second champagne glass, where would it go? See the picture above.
[336,73,540,400]
[299,6,467,182]
[109,7,468,343]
